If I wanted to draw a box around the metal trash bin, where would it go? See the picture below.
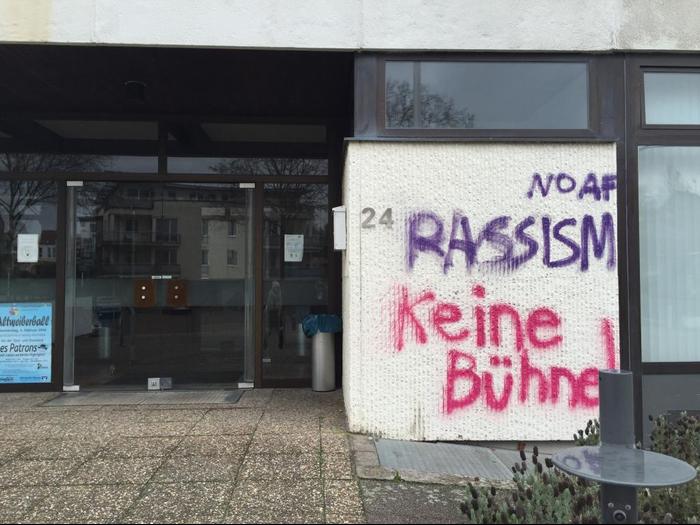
[302,314,342,392]
[312,332,335,391]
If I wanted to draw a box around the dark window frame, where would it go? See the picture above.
[358,53,603,139]
[627,54,700,374]
[626,54,700,440]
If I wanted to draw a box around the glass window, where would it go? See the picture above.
[644,72,700,125]
[227,249,238,266]
[262,183,330,383]
[200,123,326,143]
[0,153,158,174]
[639,146,700,362]
[201,250,209,265]
[385,61,589,130]
[168,157,328,176]
[228,220,237,237]
[0,180,57,384]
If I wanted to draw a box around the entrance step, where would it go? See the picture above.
[42,389,243,406]
[375,439,514,482]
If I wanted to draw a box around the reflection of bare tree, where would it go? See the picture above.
[0,153,106,276]
[386,80,475,129]
[210,157,326,178]
[0,153,107,174]
[211,158,328,281]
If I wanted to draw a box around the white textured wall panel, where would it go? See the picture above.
[343,142,619,441]
[1,0,700,51]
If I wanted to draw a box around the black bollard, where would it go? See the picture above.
[599,370,637,524]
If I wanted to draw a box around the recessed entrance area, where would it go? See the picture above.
[66,181,255,387]
[0,44,352,390]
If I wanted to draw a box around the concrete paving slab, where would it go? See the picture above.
[227,479,325,524]
[375,439,513,482]
[0,389,365,524]
[360,479,468,524]
[121,481,231,523]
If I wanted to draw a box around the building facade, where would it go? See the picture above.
[0,0,698,442]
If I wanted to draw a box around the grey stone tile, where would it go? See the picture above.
[321,416,348,432]
[122,482,231,523]
[226,479,324,524]
[349,434,377,454]
[248,432,320,455]
[98,436,181,458]
[239,453,321,480]
[359,479,469,525]
[0,459,83,486]
[71,457,164,485]
[152,455,243,482]
[189,410,262,435]
[21,484,143,524]
[0,486,52,522]
[353,451,380,468]
[112,421,195,437]
[172,435,250,457]
[321,431,351,455]
[0,440,30,463]
[323,452,354,480]
[255,417,320,434]
[325,479,365,524]
[132,409,206,423]
[235,389,273,408]
[20,438,105,460]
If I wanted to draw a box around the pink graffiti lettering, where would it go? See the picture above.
[392,284,561,353]
[392,284,619,414]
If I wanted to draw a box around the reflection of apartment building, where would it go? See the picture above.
[38,231,57,262]
[77,183,249,280]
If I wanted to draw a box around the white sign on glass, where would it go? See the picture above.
[17,234,39,263]
[284,234,304,262]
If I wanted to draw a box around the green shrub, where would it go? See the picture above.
[639,413,700,524]
[461,414,700,524]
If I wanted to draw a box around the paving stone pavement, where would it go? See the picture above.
[0,389,366,524]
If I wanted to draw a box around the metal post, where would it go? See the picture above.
[599,370,637,524]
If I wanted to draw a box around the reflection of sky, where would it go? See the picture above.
[387,61,588,129]
[638,145,700,363]
[645,72,700,125]
[100,156,158,173]
[421,62,587,129]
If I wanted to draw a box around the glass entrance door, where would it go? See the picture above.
[64,182,255,387]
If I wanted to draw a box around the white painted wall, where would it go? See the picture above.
[1,0,700,51]
[343,142,619,441]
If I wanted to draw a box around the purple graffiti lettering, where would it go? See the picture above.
[443,212,478,274]
[546,218,581,268]
[580,213,616,271]
[527,173,554,199]
[407,211,445,270]
[510,216,539,270]
[556,173,577,193]
[405,211,616,274]
[578,173,602,201]
[479,216,514,272]
[601,174,616,201]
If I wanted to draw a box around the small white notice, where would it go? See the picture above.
[17,234,39,263]
[284,234,304,262]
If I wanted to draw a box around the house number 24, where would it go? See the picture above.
[361,208,394,229]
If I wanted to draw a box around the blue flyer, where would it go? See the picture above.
[0,303,52,384]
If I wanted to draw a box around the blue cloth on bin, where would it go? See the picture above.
[302,314,342,337]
